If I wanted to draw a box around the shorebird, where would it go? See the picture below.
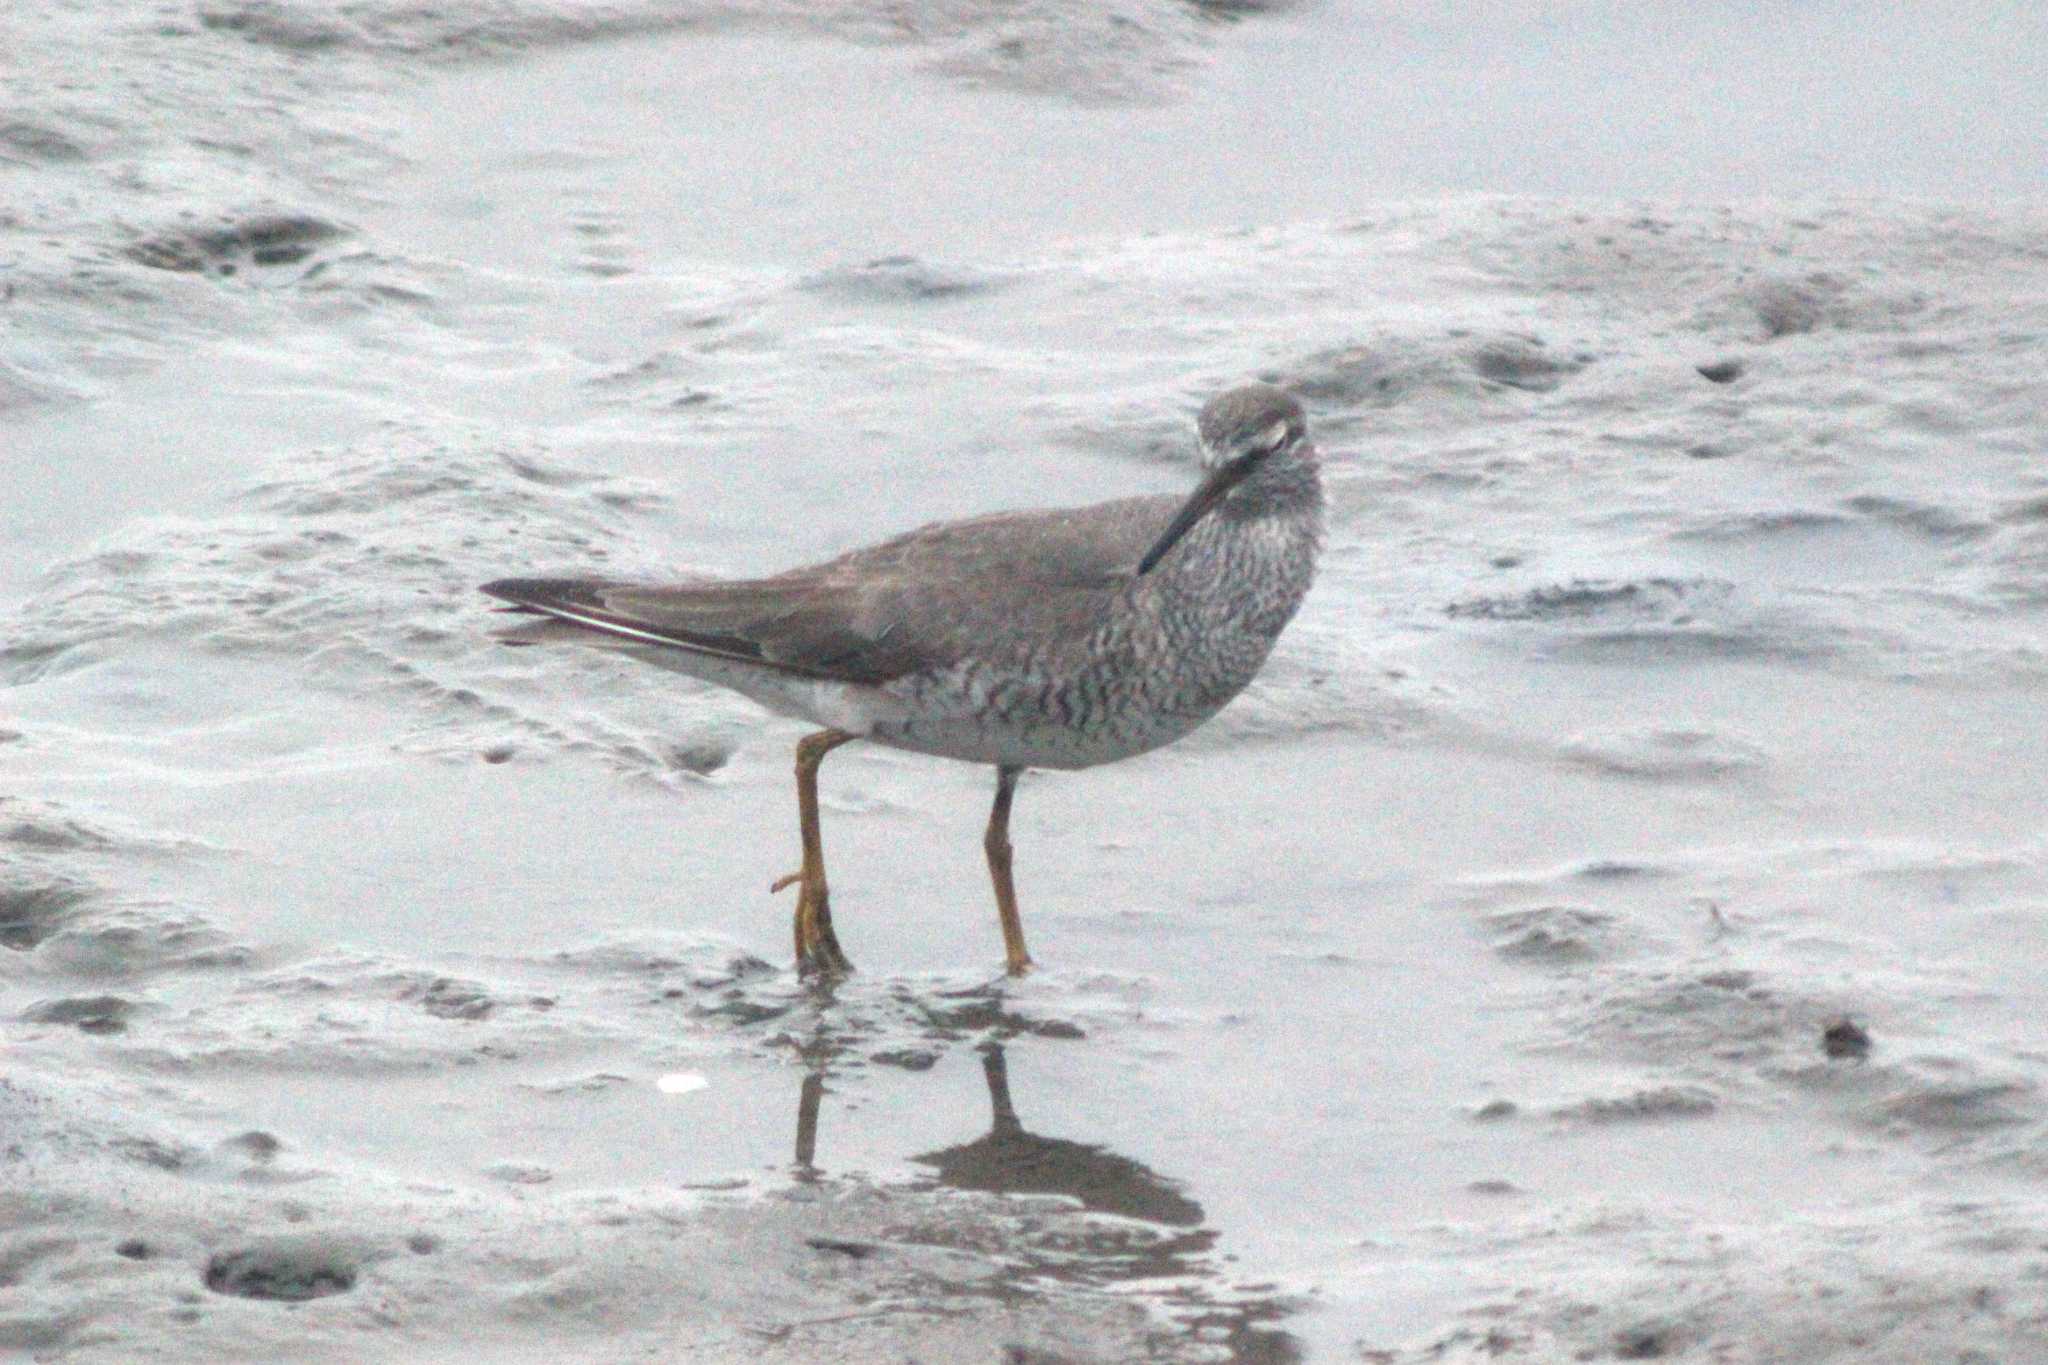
[483,383,1324,977]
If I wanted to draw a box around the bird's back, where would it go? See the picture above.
[802,489,1319,769]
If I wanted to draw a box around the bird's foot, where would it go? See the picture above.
[775,869,855,978]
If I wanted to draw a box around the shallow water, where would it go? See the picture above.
[5,1,2048,1360]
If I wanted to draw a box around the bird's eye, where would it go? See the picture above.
[1256,419,1291,455]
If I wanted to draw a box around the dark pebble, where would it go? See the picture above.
[1823,1018,1872,1060]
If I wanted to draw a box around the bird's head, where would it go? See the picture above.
[1138,384,1312,575]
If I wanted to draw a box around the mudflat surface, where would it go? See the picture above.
[4,2,2047,1360]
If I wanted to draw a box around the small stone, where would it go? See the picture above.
[1823,1018,1872,1060]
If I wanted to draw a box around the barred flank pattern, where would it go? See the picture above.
[871,454,1323,770]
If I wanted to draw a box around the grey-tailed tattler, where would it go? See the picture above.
[484,384,1323,977]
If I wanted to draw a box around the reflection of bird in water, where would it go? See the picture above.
[913,1045,1204,1229]
[788,1041,1302,1361]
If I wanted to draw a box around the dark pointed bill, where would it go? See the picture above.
[1136,456,1258,575]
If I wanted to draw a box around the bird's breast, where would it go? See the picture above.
[862,512,1318,771]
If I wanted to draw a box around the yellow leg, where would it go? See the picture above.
[985,765,1033,976]
[770,728,858,977]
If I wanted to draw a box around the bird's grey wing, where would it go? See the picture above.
[482,494,1178,684]
[481,574,919,683]
[790,495,1178,676]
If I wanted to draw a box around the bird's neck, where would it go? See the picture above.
[1165,453,1325,579]
[1217,451,1324,528]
